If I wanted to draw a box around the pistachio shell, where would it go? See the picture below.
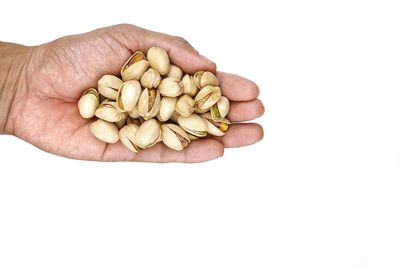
[194,71,219,88]
[161,124,190,151]
[127,117,143,126]
[140,68,161,89]
[175,95,195,117]
[187,134,199,141]
[193,71,203,88]
[203,112,231,126]
[201,112,230,136]
[158,77,183,97]
[181,74,198,97]
[167,65,183,81]
[170,112,179,123]
[138,88,161,120]
[128,105,140,118]
[202,71,219,87]
[134,119,161,148]
[99,95,108,103]
[119,124,141,152]
[90,119,119,143]
[211,96,230,120]
[95,100,125,122]
[194,106,210,114]
[116,80,142,112]
[115,112,128,129]
[158,97,177,122]
[121,52,150,81]
[147,47,170,75]
[98,75,123,100]
[194,86,221,112]
[156,132,163,144]
[122,60,149,81]
[177,114,208,137]
[78,88,99,118]
[204,120,225,136]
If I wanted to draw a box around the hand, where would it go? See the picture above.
[1,24,264,163]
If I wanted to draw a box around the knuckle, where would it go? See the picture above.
[173,35,190,46]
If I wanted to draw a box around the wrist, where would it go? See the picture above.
[0,42,33,135]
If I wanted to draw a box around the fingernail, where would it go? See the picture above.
[199,54,214,64]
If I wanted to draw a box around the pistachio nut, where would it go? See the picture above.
[161,124,190,151]
[119,124,141,152]
[140,68,161,89]
[98,75,123,100]
[158,96,177,122]
[194,86,221,113]
[211,96,230,120]
[121,51,150,81]
[116,80,142,112]
[90,119,119,143]
[78,88,99,119]
[147,47,170,75]
[128,105,140,118]
[95,100,125,122]
[181,74,198,97]
[138,88,161,120]
[194,71,219,88]
[175,95,195,117]
[158,77,183,97]
[177,114,208,137]
[167,64,183,81]
[134,119,161,148]
[201,112,230,136]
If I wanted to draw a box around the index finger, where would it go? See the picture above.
[217,72,260,101]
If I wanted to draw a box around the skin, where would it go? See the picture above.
[0,24,264,163]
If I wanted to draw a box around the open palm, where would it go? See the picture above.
[11,24,264,162]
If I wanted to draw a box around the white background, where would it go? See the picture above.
[1,0,400,266]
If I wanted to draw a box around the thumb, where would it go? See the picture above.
[115,24,217,74]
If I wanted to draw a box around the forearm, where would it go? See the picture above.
[0,42,31,135]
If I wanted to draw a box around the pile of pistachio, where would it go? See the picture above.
[77,47,230,152]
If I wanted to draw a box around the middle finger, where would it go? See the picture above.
[227,99,265,122]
